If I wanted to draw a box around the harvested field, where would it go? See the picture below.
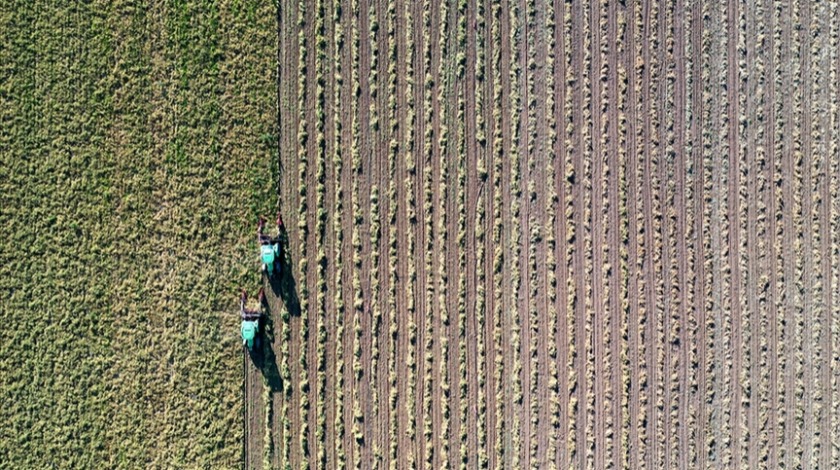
[2,0,839,469]
[266,0,840,468]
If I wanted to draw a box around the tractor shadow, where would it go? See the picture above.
[266,235,301,319]
[254,311,283,392]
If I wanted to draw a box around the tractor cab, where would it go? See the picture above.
[239,289,264,352]
[260,244,277,274]
[241,320,259,350]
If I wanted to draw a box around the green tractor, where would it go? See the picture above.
[240,288,264,351]
[258,214,285,278]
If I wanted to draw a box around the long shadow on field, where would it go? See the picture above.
[267,234,301,319]
[255,309,283,392]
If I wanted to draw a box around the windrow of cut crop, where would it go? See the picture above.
[349,0,366,462]
[474,5,491,460]
[645,2,666,468]
[523,0,540,465]
[682,0,699,465]
[435,0,452,467]
[367,0,384,464]
[561,0,578,465]
[750,0,770,465]
[314,0,329,466]
[630,0,650,465]
[385,0,400,465]
[578,0,595,465]
[419,0,436,465]
[734,0,751,465]
[454,0,469,468]
[507,1,524,467]
[490,0,506,465]
[473,0,490,466]
[543,0,561,468]
[612,1,632,467]
[790,0,807,466]
[698,0,716,463]
[769,0,788,464]
[828,2,839,468]
[811,3,833,468]
[295,0,312,467]
[593,0,614,464]
[331,0,347,467]
[659,1,679,467]
[402,0,419,466]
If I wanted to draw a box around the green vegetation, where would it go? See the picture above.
[0,0,277,467]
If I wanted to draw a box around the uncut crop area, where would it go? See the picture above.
[3,0,840,469]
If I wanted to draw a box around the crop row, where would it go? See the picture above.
[561,0,578,465]
[402,0,418,467]
[544,0,561,468]
[473,0,489,467]
[436,0,452,468]
[489,0,505,465]
[295,0,312,467]
[385,0,400,465]
[349,0,366,465]
[367,0,385,464]
[508,1,523,467]
[454,0,469,467]
[524,0,540,466]
[331,0,347,467]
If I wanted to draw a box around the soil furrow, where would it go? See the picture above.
[569,0,585,466]
[672,0,691,467]
[356,0,375,465]
[487,0,505,466]
[605,0,625,467]
[798,1,816,467]
[463,0,483,466]
[741,0,760,467]
[589,0,606,464]
[817,4,835,469]
[550,0,570,466]
[765,0,781,466]
[624,0,643,466]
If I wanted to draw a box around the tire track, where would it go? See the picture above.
[569,0,585,466]
[383,0,401,466]
[741,0,760,466]
[519,0,537,466]
[605,0,625,468]
[798,0,816,467]
[486,0,505,466]
[355,0,375,465]
[463,0,484,466]
[550,0,571,467]
[766,0,782,466]
[624,0,643,466]
[816,4,835,469]
[780,0,796,465]
[589,0,606,464]
[725,0,742,467]
[530,0,552,466]
[639,1,659,468]
[497,0,514,465]
[672,0,691,467]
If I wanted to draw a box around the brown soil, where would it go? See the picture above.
[245,1,840,468]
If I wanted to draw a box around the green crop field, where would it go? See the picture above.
[0,1,277,466]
